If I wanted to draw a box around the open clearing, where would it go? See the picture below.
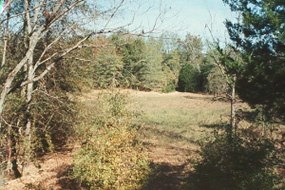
[129,90,230,189]
[2,90,235,190]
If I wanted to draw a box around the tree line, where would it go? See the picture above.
[85,33,227,95]
[0,0,284,188]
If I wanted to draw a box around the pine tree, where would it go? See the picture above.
[224,0,285,121]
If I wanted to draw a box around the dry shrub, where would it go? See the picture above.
[73,90,151,190]
[29,86,76,154]
[0,79,76,180]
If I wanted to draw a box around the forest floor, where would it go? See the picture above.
[1,90,237,190]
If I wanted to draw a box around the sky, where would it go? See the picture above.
[103,0,237,43]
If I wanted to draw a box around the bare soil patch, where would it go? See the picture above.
[0,146,79,190]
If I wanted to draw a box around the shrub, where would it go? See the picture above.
[162,80,176,93]
[94,53,124,89]
[73,90,151,190]
[188,134,276,190]
[207,67,228,96]
[177,64,201,92]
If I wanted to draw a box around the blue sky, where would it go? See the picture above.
[102,0,237,42]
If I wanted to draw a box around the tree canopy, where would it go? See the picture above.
[224,0,285,121]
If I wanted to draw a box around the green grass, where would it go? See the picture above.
[130,92,230,148]
[77,90,231,148]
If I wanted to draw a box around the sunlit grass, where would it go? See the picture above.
[130,92,230,148]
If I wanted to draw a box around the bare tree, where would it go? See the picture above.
[0,0,164,178]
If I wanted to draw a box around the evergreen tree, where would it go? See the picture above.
[177,64,201,92]
[224,0,285,121]
[121,37,147,88]
[141,39,166,91]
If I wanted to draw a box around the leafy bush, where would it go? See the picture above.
[177,64,201,92]
[162,80,176,93]
[94,53,124,89]
[207,67,228,96]
[73,90,151,190]
[188,134,276,190]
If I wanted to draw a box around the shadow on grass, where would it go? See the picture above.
[186,135,277,190]
[183,95,212,101]
[141,126,199,144]
[199,123,229,130]
[141,162,190,190]
[56,164,81,190]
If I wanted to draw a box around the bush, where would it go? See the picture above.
[177,64,201,92]
[188,134,276,190]
[30,86,76,153]
[162,80,176,93]
[94,53,124,89]
[73,90,151,190]
[207,67,228,96]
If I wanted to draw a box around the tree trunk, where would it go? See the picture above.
[230,75,236,137]
[6,126,21,179]
[1,7,10,68]
[22,0,34,172]
[24,55,34,163]
[1,37,8,68]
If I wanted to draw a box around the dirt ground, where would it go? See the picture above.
[0,146,78,190]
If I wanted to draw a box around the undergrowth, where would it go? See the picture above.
[73,90,151,190]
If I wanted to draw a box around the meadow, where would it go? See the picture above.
[129,91,231,189]
[1,89,273,190]
[74,89,234,189]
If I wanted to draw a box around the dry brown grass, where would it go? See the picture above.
[1,89,243,190]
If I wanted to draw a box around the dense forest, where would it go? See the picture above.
[0,0,284,189]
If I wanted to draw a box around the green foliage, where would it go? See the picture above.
[139,39,167,91]
[73,91,151,190]
[162,51,181,92]
[94,52,124,89]
[112,36,182,92]
[224,0,285,121]
[207,67,228,96]
[199,61,215,92]
[120,38,147,88]
[162,51,181,77]
[61,45,96,91]
[188,134,276,190]
[162,79,176,93]
[92,33,206,92]
[177,64,201,92]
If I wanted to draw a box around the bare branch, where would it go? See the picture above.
[21,32,94,87]
[33,29,70,73]
[104,0,125,28]
[45,0,84,29]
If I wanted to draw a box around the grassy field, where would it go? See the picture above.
[77,89,233,189]
[2,89,281,190]
[128,90,231,189]
[131,91,230,146]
